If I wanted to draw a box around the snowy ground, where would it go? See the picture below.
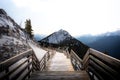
[28,42,47,61]
[47,51,74,71]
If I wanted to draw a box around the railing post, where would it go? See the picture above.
[70,50,83,71]
[6,68,9,80]
[66,50,70,58]
[27,54,30,78]
[47,51,50,61]
[44,54,46,70]
[32,51,34,72]
[74,60,78,70]
[82,49,90,70]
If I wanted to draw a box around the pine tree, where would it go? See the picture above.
[25,19,33,38]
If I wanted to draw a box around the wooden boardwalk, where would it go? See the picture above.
[1,48,120,80]
[28,51,90,80]
[46,51,74,71]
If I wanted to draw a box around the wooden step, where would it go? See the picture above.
[28,71,90,80]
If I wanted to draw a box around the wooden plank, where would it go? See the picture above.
[90,55,119,78]
[11,61,32,80]
[82,54,89,70]
[0,49,33,72]
[69,48,120,80]
[89,48,120,72]
[88,66,104,80]
[70,50,83,63]
[28,71,90,80]
[83,49,90,62]
[0,56,32,79]
[89,60,117,80]
[22,68,32,80]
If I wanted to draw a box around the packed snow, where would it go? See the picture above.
[29,42,47,61]
[47,51,74,71]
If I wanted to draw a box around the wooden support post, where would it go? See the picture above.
[6,68,9,80]
[32,53,34,72]
[27,55,30,78]
[44,55,46,70]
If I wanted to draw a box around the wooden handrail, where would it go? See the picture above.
[89,48,120,71]
[0,49,34,80]
[70,50,83,71]
[39,52,48,71]
[70,48,120,80]
[0,49,52,80]
[71,50,83,62]
[88,48,120,80]
[0,49,33,72]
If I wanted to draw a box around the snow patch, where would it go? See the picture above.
[29,43,47,61]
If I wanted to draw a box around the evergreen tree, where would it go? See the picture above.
[25,19,33,38]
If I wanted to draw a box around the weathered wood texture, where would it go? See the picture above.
[0,49,51,80]
[1,47,120,80]
[0,49,34,80]
[28,71,90,80]
[70,48,120,80]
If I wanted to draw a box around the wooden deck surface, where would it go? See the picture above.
[46,51,74,71]
[28,71,90,80]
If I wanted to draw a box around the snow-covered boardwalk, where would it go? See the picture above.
[47,51,74,71]
[29,43,47,61]
[29,43,74,71]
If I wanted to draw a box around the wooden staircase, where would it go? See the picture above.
[0,48,120,80]
[28,71,90,80]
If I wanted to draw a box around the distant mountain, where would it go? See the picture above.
[77,35,99,44]
[88,36,120,59]
[39,29,89,59]
[41,29,72,44]
[102,30,120,36]
[77,30,120,59]
[78,30,120,44]
[34,34,45,41]
[0,9,30,62]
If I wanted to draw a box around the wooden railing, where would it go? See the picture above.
[70,50,83,71]
[70,48,120,80]
[39,51,50,71]
[63,50,70,58]
[0,49,51,80]
[1,47,119,80]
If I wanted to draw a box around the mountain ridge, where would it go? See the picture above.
[41,29,72,44]
[77,30,120,59]
[39,29,89,59]
[77,30,120,44]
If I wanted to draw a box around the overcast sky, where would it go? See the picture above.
[0,0,120,36]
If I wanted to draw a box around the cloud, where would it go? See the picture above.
[11,0,120,36]
[12,0,48,12]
